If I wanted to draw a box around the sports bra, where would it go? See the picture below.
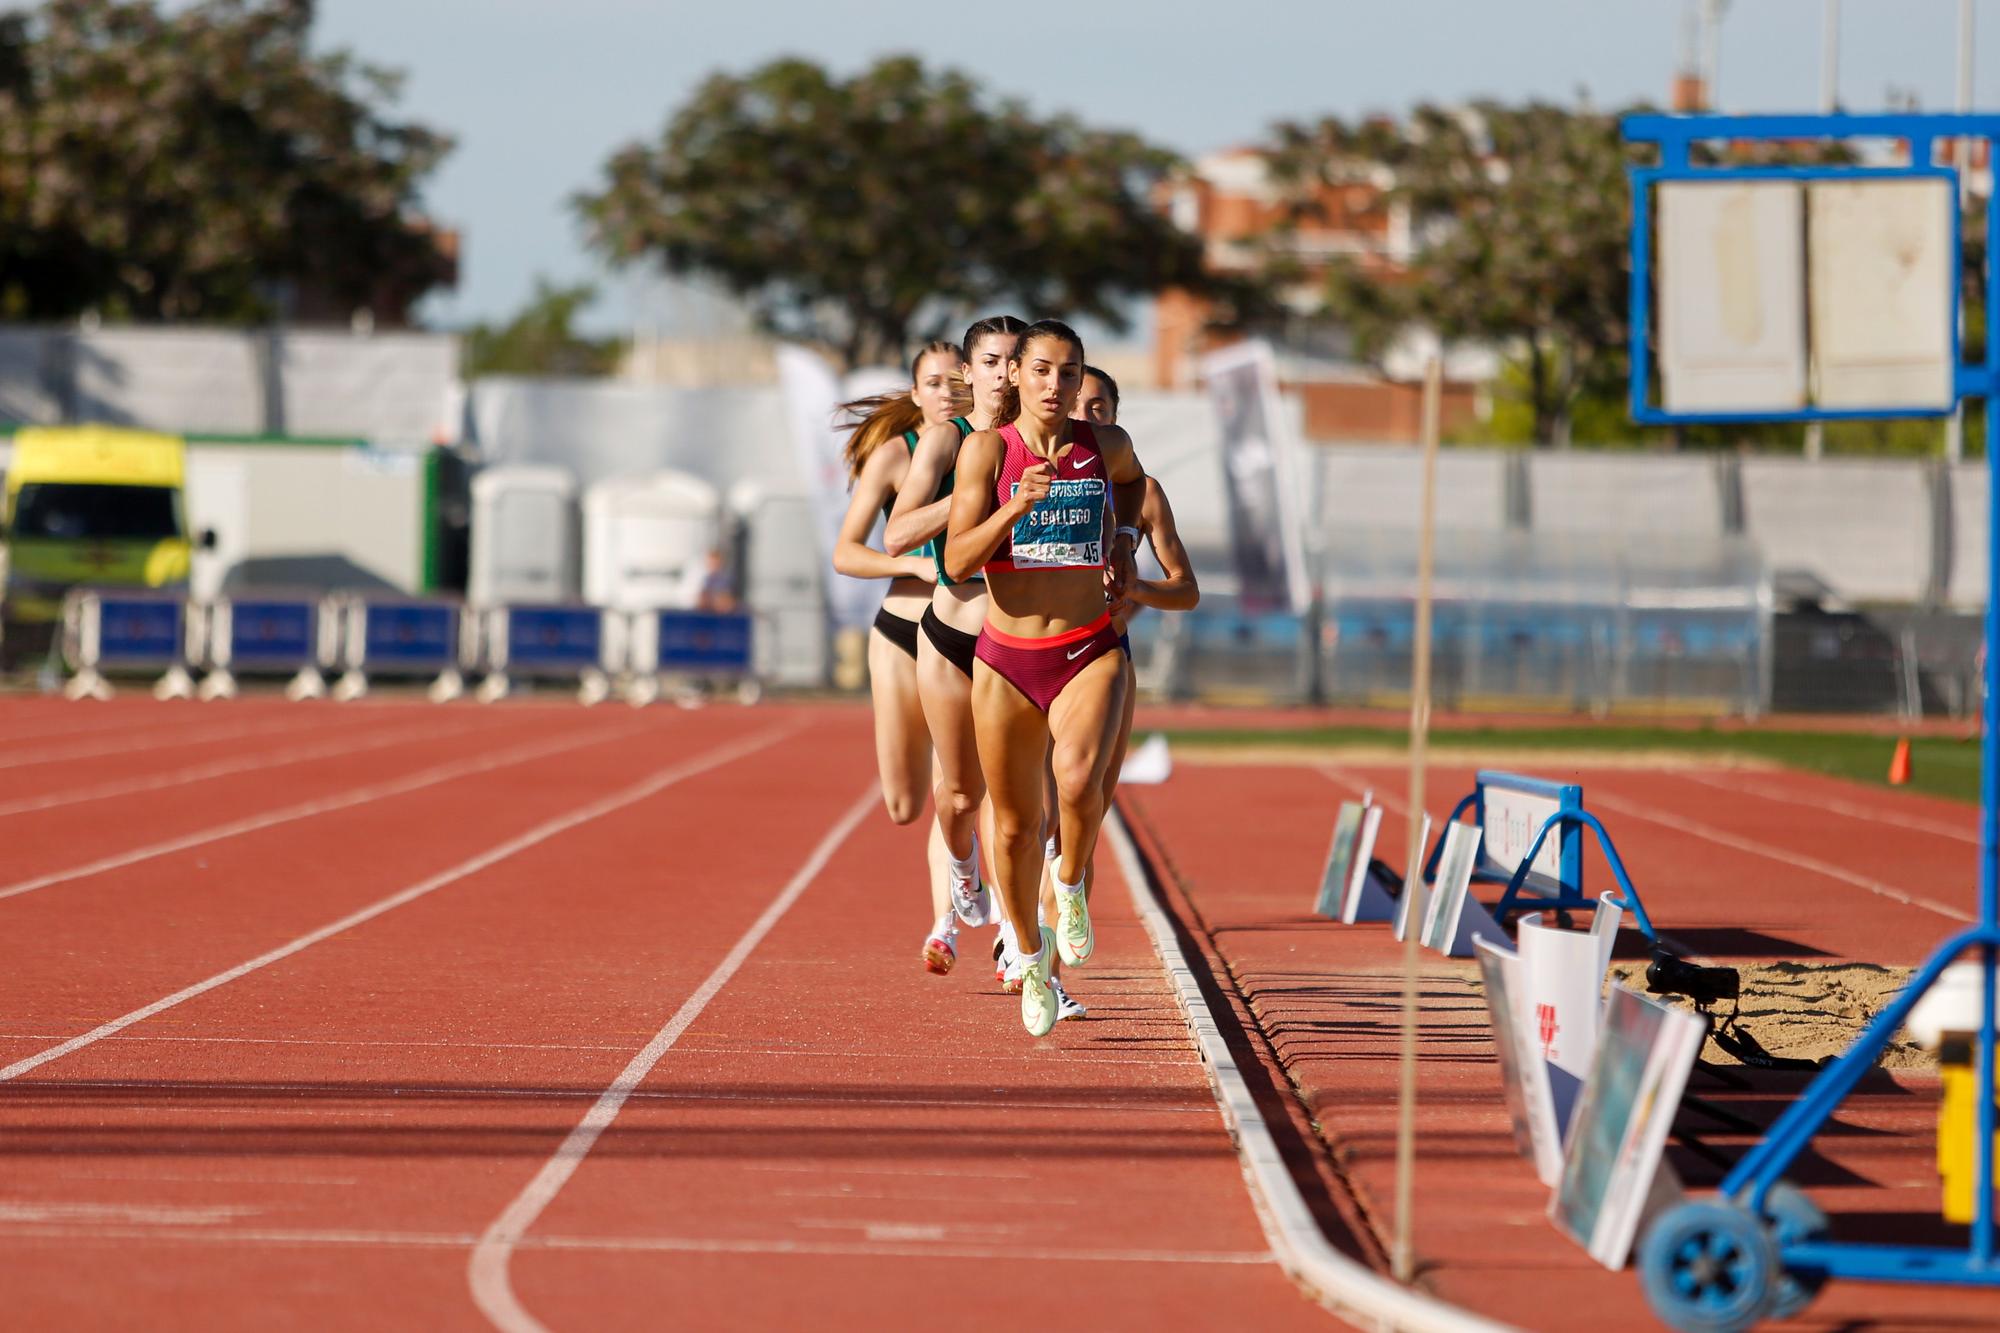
[892,417,980,587]
[984,420,1109,575]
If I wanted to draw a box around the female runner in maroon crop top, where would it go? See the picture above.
[942,321,1146,1037]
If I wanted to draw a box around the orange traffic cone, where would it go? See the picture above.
[1888,737,1913,786]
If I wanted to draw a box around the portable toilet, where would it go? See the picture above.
[469,464,580,606]
[583,470,723,610]
[730,482,828,686]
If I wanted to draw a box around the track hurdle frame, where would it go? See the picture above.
[1424,770,1658,943]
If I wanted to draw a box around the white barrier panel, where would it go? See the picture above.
[1421,822,1503,958]
[1474,935,1567,1188]
[1339,805,1393,924]
[1315,445,1511,537]
[275,332,457,447]
[470,464,579,606]
[1517,911,1608,1161]
[1527,453,1724,538]
[1949,463,1988,609]
[1740,457,1931,603]
[1551,986,1706,1270]
[73,328,263,434]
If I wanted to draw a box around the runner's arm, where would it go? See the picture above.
[832,443,935,582]
[1128,477,1199,612]
[883,420,960,556]
[944,431,1046,582]
[1098,425,1146,611]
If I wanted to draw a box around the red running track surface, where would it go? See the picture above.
[1125,754,2000,1330]
[0,699,1341,1331]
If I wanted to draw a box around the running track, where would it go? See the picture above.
[0,697,1334,1331]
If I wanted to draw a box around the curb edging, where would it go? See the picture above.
[1107,806,1515,1333]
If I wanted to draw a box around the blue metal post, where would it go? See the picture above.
[1977,169,2000,1267]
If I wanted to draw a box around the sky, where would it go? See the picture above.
[301,0,2000,334]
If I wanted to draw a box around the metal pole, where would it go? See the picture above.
[1951,0,1975,463]
[1702,0,1725,111]
[1975,141,2000,1267]
[1392,356,1443,1286]
[1808,1,1833,463]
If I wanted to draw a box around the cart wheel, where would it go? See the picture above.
[1639,1200,1776,1333]
[1760,1182,1830,1321]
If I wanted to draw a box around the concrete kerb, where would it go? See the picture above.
[1106,807,1513,1333]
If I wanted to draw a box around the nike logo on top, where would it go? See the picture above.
[1069,454,1094,470]
[1066,644,1091,660]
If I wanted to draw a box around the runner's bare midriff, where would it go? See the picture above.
[983,565,1107,639]
[881,577,931,621]
[930,578,987,633]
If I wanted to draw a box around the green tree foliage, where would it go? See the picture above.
[0,0,454,323]
[575,55,1237,369]
[462,278,624,378]
[1270,101,1635,447]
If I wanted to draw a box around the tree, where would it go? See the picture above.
[0,0,454,324]
[463,278,624,378]
[575,56,1231,370]
[1269,101,1635,447]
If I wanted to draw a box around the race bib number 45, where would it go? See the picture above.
[1008,477,1107,568]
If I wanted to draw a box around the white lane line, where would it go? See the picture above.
[1668,768,1979,846]
[13,1077,1211,1116]
[0,1223,1274,1265]
[0,724,802,1085]
[1584,789,1974,925]
[467,785,876,1333]
[0,716,483,819]
[1315,763,1973,925]
[0,718,648,905]
[0,709,229,747]
[0,714,326,771]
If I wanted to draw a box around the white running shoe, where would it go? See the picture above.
[923,916,958,976]
[1020,927,1058,1037]
[1055,883,1094,966]
[992,920,1012,982]
[1049,975,1087,1022]
[1001,936,1026,993]
[949,839,994,927]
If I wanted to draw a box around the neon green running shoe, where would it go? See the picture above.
[1055,884,1093,966]
[1020,927,1058,1037]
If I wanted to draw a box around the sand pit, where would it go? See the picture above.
[1610,959,1928,1069]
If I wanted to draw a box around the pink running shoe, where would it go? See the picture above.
[923,917,958,976]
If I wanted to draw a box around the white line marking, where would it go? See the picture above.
[1669,768,1979,845]
[0,719,647,905]
[9,1076,1210,1116]
[0,1201,262,1225]
[1584,789,1974,924]
[0,716,482,819]
[467,785,876,1333]
[0,714,325,771]
[0,725,802,1085]
[0,1222,1274,1265]
[1106,808,1508,1332]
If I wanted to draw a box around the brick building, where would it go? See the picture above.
[1155,145,1488,443]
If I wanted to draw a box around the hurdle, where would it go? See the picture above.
[61,589,198,701]
[1423,769,1658,943]
[199,593,336,701]
[476,604,621,704]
